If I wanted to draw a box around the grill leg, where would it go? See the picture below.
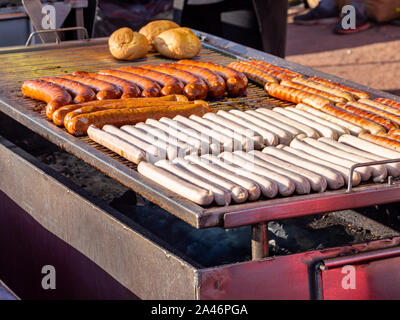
[251,222,269,260]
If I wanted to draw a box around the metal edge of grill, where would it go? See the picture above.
[1,31,400,230]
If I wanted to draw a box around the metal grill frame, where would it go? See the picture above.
[1,31,400,229]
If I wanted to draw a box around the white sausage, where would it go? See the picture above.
[243,110,302,136]
[303,137,387,182]
[146,119,204,153]
[102,125,159,162]
[219,151,296,196]
[290,138,372,181]
[203,113,266,145]
[282,146,361,187]
[87,125,145,164]
[135,122,196,156]
[287,105,349,136]
[233,150,313,194]
[185,155,261,201]
[190,115,257,151]
[173,157,248,203]
[295,104,364,135]
[217,110,290,145]
[204,113,267,149]
[155,160,231,206]
[263,145,345,189]
[319,137,400,177]
[120,125,173,160]
[248,150,326,193]
[255,108,320,138]
[159,117,222,154]
[174,115,235,151]
[201,154,278,198]
[273,107,337,140]
[137,162,214,206]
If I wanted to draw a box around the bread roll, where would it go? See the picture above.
[154,27,201,59]
[108,27,150,61]
[139,20,180,52]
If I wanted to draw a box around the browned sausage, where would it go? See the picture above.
[21,80,72,118]
[336,102,399,131]
[177,60,248,97]
[318,104,385,134]
[376,132,400,143]
[375,98,400,110]
[242,61,294,81]
[359,99,400,118]
[62,99,202,125]
[140,64,208,100]
[59,74,121,100]
[118,66,184,96]
[248,60,304,79]
[65,103,211,136]
[227,62,278,86]
[40,77,96,104]
[346,100,400,126]
[264,83,331,109]
[292,77,356,102]
[308,77,371,100]
[52,95,190,126]
[73,71,141,98]
[359,132,400,151]
[98,69,161,97]
[159,62,226,99]
[280,80,347,104]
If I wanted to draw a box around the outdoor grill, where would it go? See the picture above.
[0,31,400,300]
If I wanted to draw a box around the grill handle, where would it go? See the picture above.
[313,246,400,300]
[25,26,89,46]
[347,158,400,193]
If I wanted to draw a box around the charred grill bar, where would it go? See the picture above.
[0,32,400,299]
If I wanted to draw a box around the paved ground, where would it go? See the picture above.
[286,7,400,96]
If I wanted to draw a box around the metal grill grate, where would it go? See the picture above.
[1,39,400,229]
[0,44,293,169]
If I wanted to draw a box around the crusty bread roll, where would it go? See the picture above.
[108,27,150,61]
[139,20,180,52]
[154,27,201,59]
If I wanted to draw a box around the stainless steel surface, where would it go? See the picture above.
[0,136,198,299]
[1,32,400,230]
[25,26,89,46]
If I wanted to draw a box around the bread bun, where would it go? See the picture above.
[139,20,180,52]
[154,27,201,59]
[108,27,150,61]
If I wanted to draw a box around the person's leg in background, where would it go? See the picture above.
[294,0,339,25]
[252,0,288,58]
